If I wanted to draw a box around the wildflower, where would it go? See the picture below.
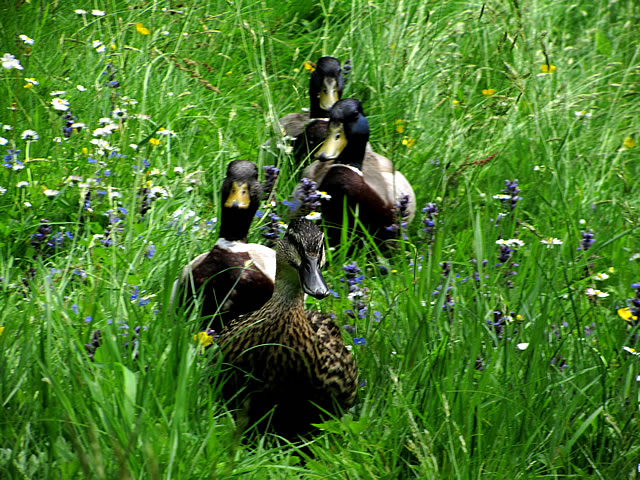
[0,137,6,146]
[156,128,176,137]
[91,9,105,16]
[146,243,155,259]
[2,53,23,70]
[51,98,70,111]
[77,84,87,92]
[496,179,521,211]
[385,194,411,239]
[585,287,608,298]
[16,181,28,188]
[149,138,161,146]
[574,111,592,119]
[496,238,525,248]
[21,130,39,141]
[578,229,595,251]
[482,88,496,95]
[623,346,640,357]
[353,337,366,345]
[261,212,286,247]
[50,90,66,96]
[394,120,405,134]
[0,186,6,195]
[193,331,214,347]
[112,108,127,120]
[516,343,529,351]
[19,34,35,45]
[421,202,438,242]
[43,189,59,197]
[624,137,636,149]
[135,23,150,35]
[593,272,609,281]
[540,64,556,73]
[261,165,279,201]
[290,177,322,217]
[402,137,416,147]
[92,40,105,53]
[541,237,563,248]
[618,308,638,324]
[303,60,315,72]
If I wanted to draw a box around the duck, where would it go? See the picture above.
[170,160,276,332]
[314,98,416,246]
[217,218,357,439]
[278,56,346,163]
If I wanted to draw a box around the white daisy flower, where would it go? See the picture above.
[76,85,87,92]
[43,189,59,197]
[593,272,609,281]
[585,287,609,298]
[540,237,563,248]
[2,53,23,70]
[0,136,7,145]
[74,9,87,15]
[91,9,105,16]
[21,129,39,141]
[51,98,70,111]
[19,34,35,45]
[16,181,29,188]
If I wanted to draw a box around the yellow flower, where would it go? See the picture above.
[110,44,116,50]
[136,23,150,35]
[82,147,89,155]
[0,326,4,336]
[226,70,232,75]
[303,60,315,72]
[618,307,638,323]
[623,137,636,149]
[482,89,496,96]
[149,137,161,146]
[452,99,460,105]
[394,120,405,134]
[193,332,213,347]
[402,137,415,147]
[540,64,556,73]
[24,82,34,89]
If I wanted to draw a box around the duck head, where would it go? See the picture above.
[309,57,345,118]
[277,218,329,299]
[315,98,369,168]
[219,160,262,241]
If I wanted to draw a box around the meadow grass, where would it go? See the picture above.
[1,0,639,478]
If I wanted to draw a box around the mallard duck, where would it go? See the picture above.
[217,218,357,439]
[278,56,346,162]
[171,160,276,332]
[315,98,416,246]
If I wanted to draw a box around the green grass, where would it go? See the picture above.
[1,0,640,477]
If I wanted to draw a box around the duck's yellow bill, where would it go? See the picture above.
[319,77,339,111]
[315,123,346,160]
[224,182,250,208]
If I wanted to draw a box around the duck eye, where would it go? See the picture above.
[334,133,340,140]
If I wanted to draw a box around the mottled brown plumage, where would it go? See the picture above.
[217,218,357,438]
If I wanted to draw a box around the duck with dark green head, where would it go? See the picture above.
[315,98,416,247]
[171,160,276,332]
[218,218,357,439]
[279,56,346,163]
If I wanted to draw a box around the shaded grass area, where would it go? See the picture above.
[1,0,639,477]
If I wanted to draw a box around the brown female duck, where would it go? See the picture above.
[217,218,357,438]
[171,160,276,332]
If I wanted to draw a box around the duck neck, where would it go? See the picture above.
[309,98,329,119]
[218,206,255,242]
[338,133,367,170]
[271,268,306,309]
